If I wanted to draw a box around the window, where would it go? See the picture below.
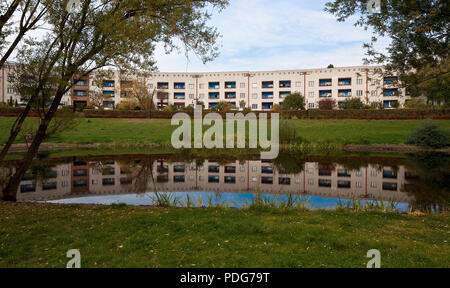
[357,78,363,85]
[371,90,377,97]
[308,103,315,109]
[199,93,205,99]
[370,182,377,188]
[7,88,14,94]
[148,84,154,89]
[295,82,301,87]
[189,84,195,89]
[252,83,258,88]
[240,83,246,88]
[189,94,195,99]
[371,170,378,177]
[240,93,246,99]
[199,83,205,89]
[356,182,362,188]
[308,81,314,87]
[252,93,257,99]
[252,104,258,109]
[92,180,99,185]
[308,179,314,185]
[308,92,314,98]
[61,181,69,188]
[356,90,364,96]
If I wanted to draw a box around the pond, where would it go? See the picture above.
[1,152,449,212]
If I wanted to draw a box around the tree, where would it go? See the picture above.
[2,0,229,201]
[0,0,49,68]
[327,64,334,68]
[125,75,156,118]
[325,0,449,104]
[340,98,365,110]
[404,98,428,109]
[318,98,336,110]
[281,93,305,110]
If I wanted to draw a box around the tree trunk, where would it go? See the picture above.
[2,90,63,201]
[0,103,32,163]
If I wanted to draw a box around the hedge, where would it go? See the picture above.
[0,107,449,120]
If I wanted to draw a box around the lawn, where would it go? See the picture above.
[0,202,448,268]
[1,117,450,146]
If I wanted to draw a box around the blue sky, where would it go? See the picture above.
[155,0,388,72]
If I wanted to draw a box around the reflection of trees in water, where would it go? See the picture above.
[273,154,305,174]
[402,153,449,213]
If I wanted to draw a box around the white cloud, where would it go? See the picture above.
[154,0,389,72]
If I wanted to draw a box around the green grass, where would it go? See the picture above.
[1,117,450,146]
[0,202,448,268]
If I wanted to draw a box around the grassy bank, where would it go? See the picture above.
[1,117,450,146]
[0,202,448,268]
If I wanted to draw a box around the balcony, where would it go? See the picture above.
[384,77,398,85]
[103,91,115,98]
[262,102,274,110]
[225,81,236,89]
[319,179,332,188]
[74,79,88,86]
[174,82,185,89]
[279,81,291,88]
[225,92,236,99]
[209,102,219,109]
[174,93,185,100]
[319,90,332,97]
[209,82,220,89]
[104,100,115,108]
[319,79,332,87]
[157,82,169,89]
[73,90,88,97]
[209,92,220,100]
[337,180,351,189]
[384,100,399,108]
[262,81,274,88]
[104,80,115,88]
[384,88,399,97]
[338,89,352,97]
[338,78,352,86]
[262,92,274,99]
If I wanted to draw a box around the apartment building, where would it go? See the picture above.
[11,158,414,204]
[1,63,409,110]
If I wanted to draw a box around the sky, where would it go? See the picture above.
[154,0,388,72]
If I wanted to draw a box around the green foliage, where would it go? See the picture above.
[211,101,233,113]
[281,93,305,110]
[325,0,449,105]
[406,122,450,149]
[340,98,365,110]
[368,101,384,110]
[404,99,428,109]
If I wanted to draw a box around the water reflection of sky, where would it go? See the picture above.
[47,191,410,212]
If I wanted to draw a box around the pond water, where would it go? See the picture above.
[1,153,449,212]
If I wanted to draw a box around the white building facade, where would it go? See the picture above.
[1,63,408,110]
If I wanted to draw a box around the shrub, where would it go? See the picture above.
[211,101,233,113]
[404,99,428,109]
[368,101,384,110]
[282,93,305,110]
[340,98,366,110]
[117,100,140,110]
[406,121,450,148]
[318,98,336,110]
[271,104,282,112]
